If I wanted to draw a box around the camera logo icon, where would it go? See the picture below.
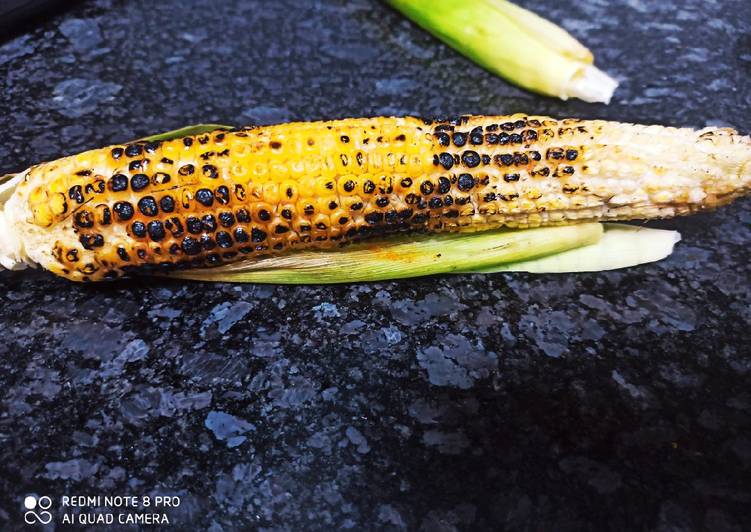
[23,495,52,525]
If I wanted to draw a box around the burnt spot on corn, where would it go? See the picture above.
[147,221,165,241]
[109,173,128,192]
[138,196,158,216]
[461,151,480,168]
[159,196,175,212]
[80,234,104,249]
[131,174,150,191]
[74,210,94,228]
[124,144,143,157]
[113,201,134,221]
[178,164,195,176]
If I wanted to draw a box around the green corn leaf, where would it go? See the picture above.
[468,224,680,273]
[386,0,617,103]
[165,223,604,283]
[137,123,233,143]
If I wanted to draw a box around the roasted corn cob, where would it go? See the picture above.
[0,115,748,282]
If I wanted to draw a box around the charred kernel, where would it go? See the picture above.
[258,209,271,221]
[461,151,480,168]
[109,173,128,192]
[412,213,428,224]
[195,188,214,206]
[68,185,84,204]
[152,172,170,185]
[384,210,398,223]
[84,180,105,195]
[534,167,551,177]
[201,214,217,232]
[457,173,475,191]
[111,147,124,159]
[159,196,175,212]
[528,119,542,127]
[165,217,183,236]
[201,234,216,250]
[129,159,145,171]
[328,201,338,210]
[161,157,174,165]
[80,234,104,249]
[395,134,406,142]
[547,148,564,160]
[563,166,575,175]
[325,181,334,190]
[429,197,443,209]
[469,127,484,145]
[137,249,147,259]
[216,231,232,248]
[219,211,235,227]
[144,140,161,153]
[400,177,413,188]
[282,209,294,221]
[178,164,195,176]
[356,152,364,166]
[124,144,143,157]
[131,173,150,191]
[186,217,202,234]
[504,173,520,182]
[303,204,315,215]
[202,164,218,178]
[132,221,147,237]
[339,154,349,166]
[500,193,519,201]
[198,135,209,145]
[485,133,499,144]
[216,185,230,204]
[498,132,510,144]
[365,212,383,225]
[275,224,289,234]
[117,247,130,261]
[501,122,515,131]
[236,208,250,222]
[285,186,295,199]
[566,149,579,161]
[398,208,414,219]
[147,220,165,241]
[435,132,450,146]
[530,151,541,161]
[270,141,281,149]
[452,132,467,146]
[420,181,435,195]
[484,192,497,202]
[343,180,355,192]
[66,249,79,262]
[375,197,389,208]
[168,243,181,255]
[500,154,514,166]
[181,236,201,255]
[74,210,94,228]
[515,119,527,128]
[234,227,249,243]
[138,196,158,216]
[363,180,376,194]
[524,130,538,142]
[350,202,363,211]
[99,205,112,225]
[340,135,350,144]
[509,133,523,144]
[182,137,193,147]
[251,228,267,242]
[481,154,491,165]
[113,201,134,221]
[437,176,451,194]
[443,195,454,207]
[438,152,454,170]
[338,216,349,225]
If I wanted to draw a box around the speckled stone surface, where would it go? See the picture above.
[1,0,750,530]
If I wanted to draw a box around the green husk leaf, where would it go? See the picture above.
[386,0,617,102]
[137,123,233,143]
[469,224,680,273]
[165,223,604,284]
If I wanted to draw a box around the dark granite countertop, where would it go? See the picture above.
[1,0,750,530]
